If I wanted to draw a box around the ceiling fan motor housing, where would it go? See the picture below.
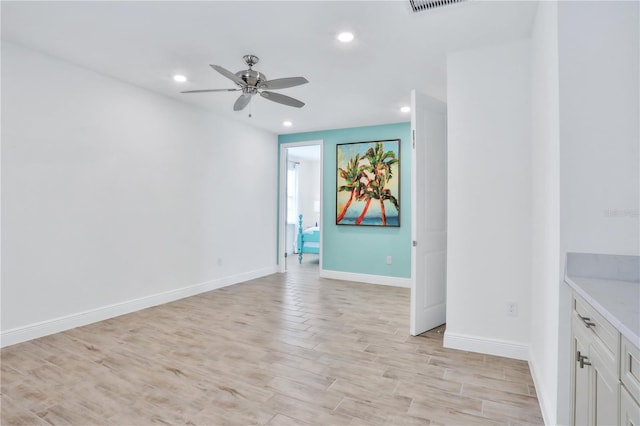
[236,69,266,92]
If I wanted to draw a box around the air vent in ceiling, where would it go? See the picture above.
[409,0,466,13]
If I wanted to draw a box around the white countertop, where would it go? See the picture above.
[565,275,640,348]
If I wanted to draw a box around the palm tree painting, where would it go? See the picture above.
[336,139,400,226]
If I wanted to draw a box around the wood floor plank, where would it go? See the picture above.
[328,378,413,412]
[382,413,432,426]
[267,361,337,389]
[267,413,312,426]
[444,369,531,396]
[266,375,343,410]
[0,393,50,426]
[482,400,545,424]
[408,398,502,426]
[334,397,390,425]
[266,393,352,425]
[461,383,541,408]
[0,260,543,425]
[392,372,462,396]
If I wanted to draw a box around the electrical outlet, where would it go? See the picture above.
[506,302,518,317]
[386,256,392,265]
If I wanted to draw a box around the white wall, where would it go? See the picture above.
[445,39,532,360]
[529,2,561,424]
[444,3,639,424]
[1,42,278,345]
[558,0,639,257]
[555,2,640,423]
[294,156,320,228]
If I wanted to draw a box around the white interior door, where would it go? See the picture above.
[410,90,447,336]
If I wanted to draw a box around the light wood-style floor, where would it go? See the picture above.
[1,262,543,425]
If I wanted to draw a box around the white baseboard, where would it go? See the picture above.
[319,269,411,288]
[0,266,278,348]
[443,331,529,361]
[528,348,554,426]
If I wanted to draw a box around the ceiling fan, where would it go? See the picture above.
[181,55,308,111]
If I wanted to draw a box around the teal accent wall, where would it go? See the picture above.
[279,122,411,278]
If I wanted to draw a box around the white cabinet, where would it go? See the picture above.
[621,385,640,426]
[590,342,620,425]
[622,336,640,405]
[571,293,620,426]
[566,254,640,426]
[572,326,591,425]
[621,336,640,425]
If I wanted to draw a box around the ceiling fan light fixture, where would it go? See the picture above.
[173,74,187,83]
[337,32,354,43]
[283,121,293,127]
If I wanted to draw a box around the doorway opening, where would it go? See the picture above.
[278,141,323,272]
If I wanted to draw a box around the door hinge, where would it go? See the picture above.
[412,240,418,247]
[412,130,416,149]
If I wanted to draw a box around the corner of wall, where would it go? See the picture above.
[528,346,556,426]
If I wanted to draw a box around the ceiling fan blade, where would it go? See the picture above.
[181,88,241,93]
[260,77,309,90]
[211,64,246,86]
[234,94,252,111]
[260,91,305,108]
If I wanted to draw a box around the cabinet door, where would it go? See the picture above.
[573,334,591,425]
[622,336,640,404]
[590,342,619,425]
[621,385,640,426]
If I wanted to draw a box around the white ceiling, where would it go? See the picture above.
[1,0,538,135]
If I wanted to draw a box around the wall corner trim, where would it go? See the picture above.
[0,266,278,348]
[443,331,529,361]
[319,269,411,288]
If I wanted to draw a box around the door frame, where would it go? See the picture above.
[278,140,324,272]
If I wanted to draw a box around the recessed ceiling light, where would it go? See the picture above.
[173,75,187,83]
[400,106,411,113]
[283,121,293,127]
[337,32,354,43]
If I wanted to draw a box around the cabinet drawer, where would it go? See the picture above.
[622,336,640,404]
[573,294,619,363]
